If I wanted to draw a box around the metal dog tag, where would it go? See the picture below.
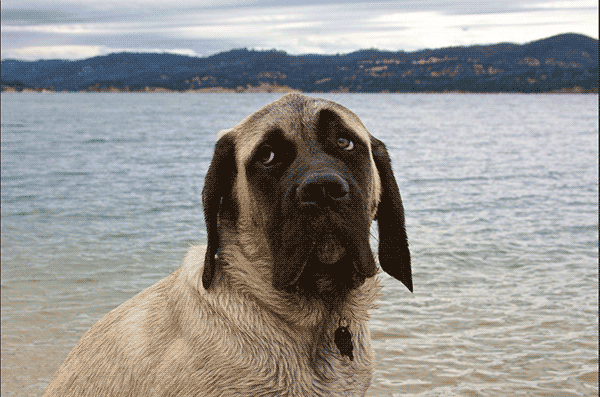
[334,325,354,361]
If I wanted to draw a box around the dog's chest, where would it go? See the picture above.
[310,357,372,396]
[242,328,372,396]
[258,353,371,397]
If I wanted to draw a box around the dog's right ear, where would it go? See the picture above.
[202,135,237,290]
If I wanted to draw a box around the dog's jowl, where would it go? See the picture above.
[43,93,412,397]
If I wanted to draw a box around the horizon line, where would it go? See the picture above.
[2,32,597,63]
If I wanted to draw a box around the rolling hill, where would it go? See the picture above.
[1,33,597,93]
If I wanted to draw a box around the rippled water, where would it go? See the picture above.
[1,93,598,396]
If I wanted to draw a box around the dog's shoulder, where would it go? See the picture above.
[43,248,223,395]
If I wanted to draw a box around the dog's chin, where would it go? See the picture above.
[315,233,346,265]
[292,233,368,303]
[272,208,376,302]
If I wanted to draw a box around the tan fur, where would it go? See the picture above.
[43,93,385,397]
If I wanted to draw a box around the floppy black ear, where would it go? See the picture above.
[202,135,237,290]
[371,137,413,292]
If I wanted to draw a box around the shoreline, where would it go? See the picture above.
[2,86,596,94]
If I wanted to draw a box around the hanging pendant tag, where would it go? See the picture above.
[334,319,354,361]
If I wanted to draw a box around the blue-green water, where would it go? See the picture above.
[1,93,598,396]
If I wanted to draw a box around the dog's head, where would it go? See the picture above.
[202,94,412,300]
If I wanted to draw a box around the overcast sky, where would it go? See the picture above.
[1,0,598,61]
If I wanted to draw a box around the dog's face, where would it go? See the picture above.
[249,107,378,299]
[202,94,412,301]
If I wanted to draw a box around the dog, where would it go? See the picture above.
[43,93,412,397]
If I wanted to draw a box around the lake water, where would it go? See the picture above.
[1,93,598,396]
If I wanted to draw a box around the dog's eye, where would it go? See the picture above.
[258,145,276,166]
[337,137,354,151]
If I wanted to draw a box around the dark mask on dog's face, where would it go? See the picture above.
[248,109,378,299]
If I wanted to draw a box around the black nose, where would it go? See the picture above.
[297,172,350,205]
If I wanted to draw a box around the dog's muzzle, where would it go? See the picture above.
[297,170,350,265]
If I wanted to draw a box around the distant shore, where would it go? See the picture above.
[3,34,596,95]
[2,84,596,94]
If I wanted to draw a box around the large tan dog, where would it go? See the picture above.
[43,93,412,397]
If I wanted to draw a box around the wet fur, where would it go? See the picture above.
[43,93,411,397]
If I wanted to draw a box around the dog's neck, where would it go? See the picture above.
[187,242,379,381]
[219,242,377,316]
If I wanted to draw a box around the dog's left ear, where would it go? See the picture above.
[202,135,237,290]
[371,137,413,292]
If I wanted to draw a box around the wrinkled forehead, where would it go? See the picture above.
[219,94,372,163]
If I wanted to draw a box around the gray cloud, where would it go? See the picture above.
[1,0,597,60]
[0,0,576,25]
